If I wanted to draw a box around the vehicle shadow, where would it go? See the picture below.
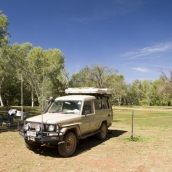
[108,129,127,138]
[75,129,127,156]
[33,129,127,158]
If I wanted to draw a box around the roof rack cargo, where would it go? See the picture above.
[65,87,112,95]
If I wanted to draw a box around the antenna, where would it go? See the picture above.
[41,58,45,139]
[42,63,44,111]
[21,74,23,120]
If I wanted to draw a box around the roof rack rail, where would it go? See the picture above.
[65,87,112,95]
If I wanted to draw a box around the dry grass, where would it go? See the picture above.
[0,106,172,172]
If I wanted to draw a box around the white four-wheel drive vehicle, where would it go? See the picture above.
[19,87,113,157]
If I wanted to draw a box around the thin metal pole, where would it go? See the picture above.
[21,74,23,120]
[131,111,134,140]
[41,58,45,139]
[42,59,44,111]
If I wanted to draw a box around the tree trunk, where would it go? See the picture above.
[0,95,4,106]
[0,80,4,106]
[117,95,121,107]
[31,85,34,107]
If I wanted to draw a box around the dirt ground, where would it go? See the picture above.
[0,108,172,172]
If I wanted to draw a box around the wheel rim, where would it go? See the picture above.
[101,124,107,138]
[66,136,75,153]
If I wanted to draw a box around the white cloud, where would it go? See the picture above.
[132,67,148,72]
[123,42,172,59]
[71,0,143,23]
[142,43,172,53]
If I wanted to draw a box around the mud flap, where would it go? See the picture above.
[58,141,65,145]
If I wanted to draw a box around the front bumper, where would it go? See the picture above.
[19,129,63,143]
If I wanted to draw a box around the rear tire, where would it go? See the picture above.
[58,132,77,157]
[96,123,107,140]
[25,140,40,150]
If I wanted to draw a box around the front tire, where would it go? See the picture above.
[58,132,77,157]
[96,123,107,140]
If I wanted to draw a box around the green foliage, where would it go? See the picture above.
[111,74,127,106]
[0,10,172,107]
[139,99,147,106]
[0,11,10,47]
[68,68,88,87]
[1,76,34,106]
[127,80,143,105]
[1,44,172,106]
[0,41,66,107]
[69,63,118,88]
[26,47,66,105]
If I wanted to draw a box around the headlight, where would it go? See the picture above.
[23,123,30,131]
[46,125,55,131]
[35,125,41,132]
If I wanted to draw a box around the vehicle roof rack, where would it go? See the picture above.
[65,87,112,97]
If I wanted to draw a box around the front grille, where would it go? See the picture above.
[30,122,41,129]
[26,122,57,132]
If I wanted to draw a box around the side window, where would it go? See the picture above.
[94,99,102,110]
[102,99,109,109]
[82,101,93,115]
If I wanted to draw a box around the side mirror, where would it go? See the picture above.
[43,96,54,113]
[49,96,54,103]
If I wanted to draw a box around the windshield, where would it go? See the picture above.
[48,100,82,114]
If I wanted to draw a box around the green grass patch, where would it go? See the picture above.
[115,105,172,109]
[113,108,172,129]
[124,136,150,142]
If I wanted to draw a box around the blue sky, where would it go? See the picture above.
[1,0,172,83]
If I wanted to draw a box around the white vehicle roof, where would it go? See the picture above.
[65,87,112,95]
[55,95,96,101]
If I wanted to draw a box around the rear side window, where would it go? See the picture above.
[102,99,110,109]
[94,99,102,110]
[95,98,110,109]
[82,101,93,115]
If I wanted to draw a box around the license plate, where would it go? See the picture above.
[27,131,36,137]
[29,137,35,141]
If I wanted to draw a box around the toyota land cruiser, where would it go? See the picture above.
[19,87,113,157]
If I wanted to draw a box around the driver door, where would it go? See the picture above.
[80,100,94,134]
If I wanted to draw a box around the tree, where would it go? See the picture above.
[112,75,127,106]
[159,69,172,94]
[127,80,143,105]
[141,80,153,106]
[85,64,118,88]
[1,43,66,107]
[150,78,163,105]
[0,11,9,47]
[0,76,4,106]
[1,43,35,106]
[69,63,118,88]
[26,47,66,107]
[158,70,172,105]
[0,11,10,106]
[68,68,88,87]
[0,47,18,106]
[44,49,67,96]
